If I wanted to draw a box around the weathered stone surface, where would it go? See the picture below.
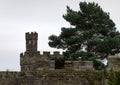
[0,71,102,85]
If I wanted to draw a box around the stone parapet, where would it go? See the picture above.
[0,71,102,85]
[65,61,94,71]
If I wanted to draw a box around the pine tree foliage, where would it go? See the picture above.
[48,2,120,61]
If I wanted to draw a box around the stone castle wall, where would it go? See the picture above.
[107,55,120,71]
[20,51,63,71]
[20,51,94,71]
[20,32,94,72]
[0,32,119,85]
[0,70,102,85]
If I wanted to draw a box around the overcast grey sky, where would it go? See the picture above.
[0,0,120,71]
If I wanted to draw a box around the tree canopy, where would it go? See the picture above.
[48,2,120,62]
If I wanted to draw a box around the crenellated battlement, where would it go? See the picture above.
[20,51,63,58]
[20,32,94,72]
[26,32,38,52]
[26,32,38,40]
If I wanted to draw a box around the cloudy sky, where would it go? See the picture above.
[0,0,120,71]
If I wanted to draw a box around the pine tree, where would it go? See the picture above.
[48,2,120,63]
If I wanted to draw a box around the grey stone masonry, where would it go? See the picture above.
[65,61,94,71]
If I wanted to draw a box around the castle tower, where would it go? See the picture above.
[20,32,55,71]
[20,32,39,71]
[26,32,38,52]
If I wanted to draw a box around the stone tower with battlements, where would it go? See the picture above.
[20,32,55,71]
[26,32,38,52]
[20,32,94,72]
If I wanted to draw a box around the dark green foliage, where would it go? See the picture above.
[48,2,120,67]
[51,57,65,69]
[107,70,120,85]
[70,51,94,61]
[93,59,104,70]
[115,72,120,85]
[19,72,26,77]
[95,71,103,79]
